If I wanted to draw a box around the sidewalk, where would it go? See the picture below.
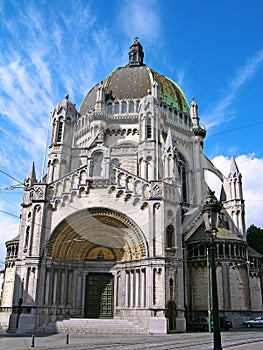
[1,330,263,350]
[226,341,263,350]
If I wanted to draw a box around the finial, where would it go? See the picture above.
[65,94,69,99]
[190,96,198,118]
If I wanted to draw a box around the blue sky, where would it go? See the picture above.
[1,0,263,265]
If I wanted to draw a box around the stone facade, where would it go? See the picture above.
[0,39,262,334]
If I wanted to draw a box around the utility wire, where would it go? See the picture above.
[206,121,263,138]
[0,209,20,219]
[0,169,24,186]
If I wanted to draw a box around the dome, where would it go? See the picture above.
[55,94,75,114]
[79,39,189,116]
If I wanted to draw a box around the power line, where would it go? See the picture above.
[0,169,24,186]
[0,185,23,191]
[0,209,20,219]
[207,121,263,138]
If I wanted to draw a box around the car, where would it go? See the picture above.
[243,316,263,328]
[190,317,212,332]
[220,317,233,330]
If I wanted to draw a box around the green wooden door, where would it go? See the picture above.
[85,273,114,318]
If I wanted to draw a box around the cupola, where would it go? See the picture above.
[128,37,144,66]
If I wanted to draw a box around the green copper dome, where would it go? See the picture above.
[79,39,189,116]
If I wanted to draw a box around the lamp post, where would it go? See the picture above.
[202,189,222,350]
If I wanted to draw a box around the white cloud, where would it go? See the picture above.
[119,0,161,40]
[203,49,263,128]
[176,69,185,88]
[206,154,263,229]
[230,49,263,90]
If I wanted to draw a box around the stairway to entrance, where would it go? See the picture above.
[55,318,149,335]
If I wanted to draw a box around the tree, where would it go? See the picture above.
[247,224,263,255]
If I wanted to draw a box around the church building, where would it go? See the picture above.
[0,39,262,334]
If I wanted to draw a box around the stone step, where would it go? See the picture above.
[32,323,58,335]
[55,318,149,335]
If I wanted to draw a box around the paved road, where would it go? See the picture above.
[1,329,263,349]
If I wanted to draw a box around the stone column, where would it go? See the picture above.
[60,269,66,306]
[130,270,134,307]
[141,268,146,307]
[135,270,140,307]
[52,269,57,305]
[44,269,50,305]
[125,271,129,307]
[176,258,186,332]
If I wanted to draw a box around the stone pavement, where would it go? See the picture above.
[1,329,263,350]
[228,342,263,350]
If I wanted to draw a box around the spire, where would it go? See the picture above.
[24,162,37,187]
[165,127,173,151]
[128,37,144,66]
[228,156,240,178]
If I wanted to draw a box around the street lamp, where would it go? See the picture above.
[202,189,222,350]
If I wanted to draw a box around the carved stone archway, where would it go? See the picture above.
[46,207,148,262]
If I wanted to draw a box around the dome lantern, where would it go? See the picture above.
[128,37,144,66]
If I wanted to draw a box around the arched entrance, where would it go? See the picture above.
[47,207,147,261]
[44,208,148,321]
[167,301,177,330]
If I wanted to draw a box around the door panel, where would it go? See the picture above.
[85,273,114,318]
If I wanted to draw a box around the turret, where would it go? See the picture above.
[138,90,160,180]
[50,94,77,146]
[223,156,246,238]
[190,97,206,204]
[47,95,78,182]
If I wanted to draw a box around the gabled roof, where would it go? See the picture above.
[248,246,263,257]
[186,225,242,244]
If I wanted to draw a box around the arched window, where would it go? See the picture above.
[111,158,120,167]
[121,101,127,113]
[178,153,188,203]
[166,224,174,248]
[107,102,112,114]
[146,117,152,139]
[129,101,134,113]
[114,102,120,114]
[57,118,64,142]
[219,243,224,257]
[179,113,183,124]
[91,151,104,177]
[24,226,30,250]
